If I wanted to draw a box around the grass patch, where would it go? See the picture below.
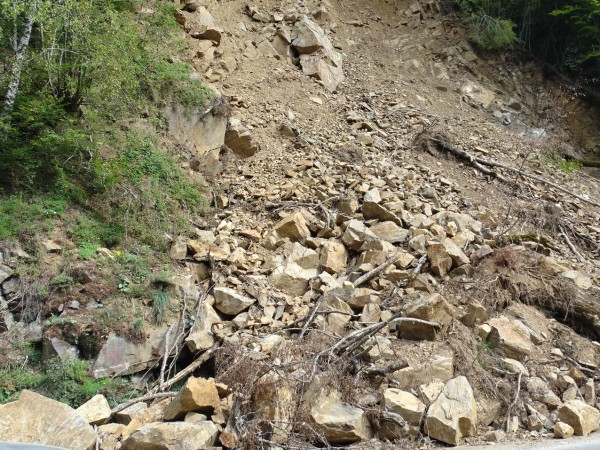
[0,195,67,242]
[0,357,137,407]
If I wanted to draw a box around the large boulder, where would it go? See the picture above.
[270,243,320,297]
[399,293,454,340]
[0,390,97,449]
[93,330,165,378]
[393,355,454,390]
[274,212,311,243]
[225,117,259,158]
[557,400,600,436]
[176,7,222,44]
[76,394,112,426]
[310,390,372,444]
[163,377,220,420]
[425,376,477,446]
[121,421,219,450]
[342,219,379,251]
[383,389,426,426]
[320,240,348,274]
[487,317,532,359]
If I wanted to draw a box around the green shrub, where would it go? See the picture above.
[67,215,123,248]
[78,242,100,260]
[0,195,66,241]
[468,14,518,51]
[0,357,136,407]
[541,150,583,175]
[152,291,170,324]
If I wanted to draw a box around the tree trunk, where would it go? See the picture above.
[2,14,34,115]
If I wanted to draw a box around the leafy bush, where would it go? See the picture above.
[468,14,518,51]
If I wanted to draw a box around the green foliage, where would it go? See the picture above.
[541,150,583,175]
[78,242,100,260]
[0,195,66,241]
[454,0,600,81]
[152,290,170,325]
[0,356,136,407]
[468,15,518,51]
[48,272,74,291]
[67,214,123,248]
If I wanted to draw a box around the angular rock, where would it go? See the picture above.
[383,389,426,426]
[163,377,220,420]
[526,377,562,409]
[393,355,454,390]
[0,264,13,284]
[42,335,79,362]
[461,81,495,108]
[0,390,96,449]
[557,400,600,436]
[169,239,188,260]
[121,421,219,450]
[275,212,311,243]
[320,240,348,274]
[461,300,488,327]
[320,294,353,333]
[560,270,593,290]
[554,421,575,438]
[370,221,410,243]
[342,219,379,251]
[487,317,532,359]
[177,7,222,44]
[399,293,454,341]
[363,202,402,226]
[270,244,320,297]
[300,55,344,92]
[310,390,372,444]
[76,394,112,426]
[93,331,162,378]
[427,243,452,277]
[214,286,255,315]
[185,303,221,353]
[425,376,477,446]
[225,117,259,158]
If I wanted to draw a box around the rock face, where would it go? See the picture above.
[310,390,372,443]
[93,332,159,378]
[163,377,220,420]
[0,390,97,449]
[487,317,532,359]
[76,394,112,426]
[121,421,219,450]
[214,286,255,315]
[425,376,477,446]
[557,400,600,436]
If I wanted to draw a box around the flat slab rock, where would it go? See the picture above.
[0,390,97,449]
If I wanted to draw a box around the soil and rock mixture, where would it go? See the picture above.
[1,0,599,449]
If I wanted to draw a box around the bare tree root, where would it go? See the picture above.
[420,132,600,209]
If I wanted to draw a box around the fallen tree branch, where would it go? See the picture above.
[151,343,219,393]
[559,225,587,264]
[353,253,401,288]
[111,392,177,415]
[425,134,600,209]
[505,371,523,434]
[364,360,410,378]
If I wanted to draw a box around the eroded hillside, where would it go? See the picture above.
[1,0,600,448]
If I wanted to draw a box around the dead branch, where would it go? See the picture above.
[151,343,219,393]
[505,371,523,433]
[364,360,410,378]
[425,134,600,209]
[299,295,325,338]
[353,253,402,288]
[111,392,177,415]
[559,225,587,264]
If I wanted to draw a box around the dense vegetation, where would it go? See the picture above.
[0,0,210,405]
[453,0,600,85]
[0,0,210,249]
